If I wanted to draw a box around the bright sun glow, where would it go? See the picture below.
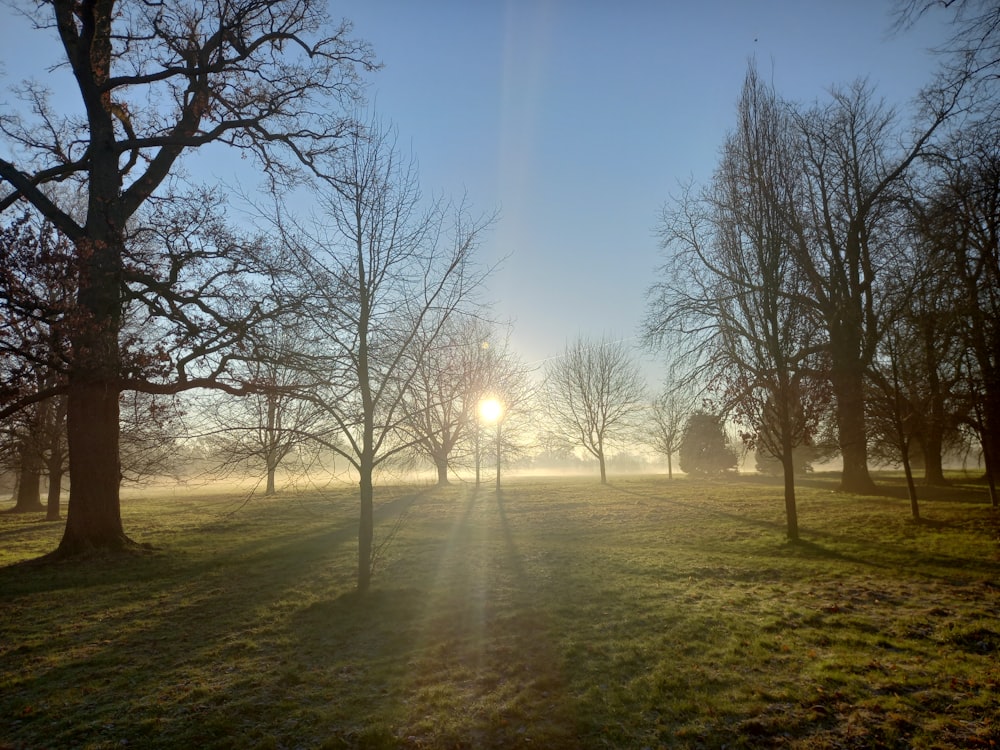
[478,397,503,423]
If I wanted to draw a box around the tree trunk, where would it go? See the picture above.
[11,447,44,513]
[781,451,799,542]
[779,405,799,541]
[981,430,999,509]
[667,452,673,480]
[59,378,126,553]
[265,465,276,496]
[46,466,63,521]
[830,361,876,494]
[902,446,919,521]
[55,190,129,552]
[435,456,450,486]
[474,428,482,487]
[921,428,947,486]
[598,452,607,484]
[985,391,1000,495]
[494,423,502,490]
[358,464,374,593]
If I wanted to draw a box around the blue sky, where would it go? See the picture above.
[337,1,952,376]
[0,1,953,382]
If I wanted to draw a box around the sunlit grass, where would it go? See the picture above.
[1,474,998,748]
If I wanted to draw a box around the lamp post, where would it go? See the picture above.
[478,397,503,490]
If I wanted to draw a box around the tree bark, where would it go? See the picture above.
[11,446,44,513]
[902,446,920,521]
[781,451,799,542]
[358,464,374,593]
[494,423,501,490]
[921,429,947,486]
[435,456,450,486]
[58,227,128,553]
[779,394,800,542]
[59,378,126,552]
[830,350,876,494]
[46,467,63,521]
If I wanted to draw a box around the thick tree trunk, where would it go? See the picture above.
[598,452,607,484]
[57,227,127,554]
[12,449,44,513]
[667,453,673,480]
[985,391,1000,493]
[59,378,126,553]
[921,429,947,486]
[981,430,999,509]
[830,362,876,494]
[435,456,450,486]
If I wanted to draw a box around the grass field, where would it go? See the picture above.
[1,474,999,749]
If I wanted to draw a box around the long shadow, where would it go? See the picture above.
[1,492,424,749]
[604,478,1000,583]
[606,479,791,536]
[494,488,528,582]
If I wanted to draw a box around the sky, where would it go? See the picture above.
[333,1,952,378]
[0,1,954,384]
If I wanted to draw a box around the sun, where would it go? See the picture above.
[478,397,503,424]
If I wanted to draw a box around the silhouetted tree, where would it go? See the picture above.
[785,80,957,494]
[544,336,646,484]
[0,0,376,554]
[647,64,825,539]
[275,120,493,592]
[0,214,75,513]
[203,323,328,495]
[646,386,692,479]
[402,319,531,486]
[916,121,1000,504]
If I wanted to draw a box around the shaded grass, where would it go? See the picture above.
[1,475,999,748]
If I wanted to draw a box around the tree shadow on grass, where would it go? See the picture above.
[604,478,1000,583]
[1,506,395,748]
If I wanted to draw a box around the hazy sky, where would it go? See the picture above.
[0,1,953,382]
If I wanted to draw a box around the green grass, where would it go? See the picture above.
[1,474,999,748]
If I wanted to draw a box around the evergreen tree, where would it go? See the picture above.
[679,412,738,476]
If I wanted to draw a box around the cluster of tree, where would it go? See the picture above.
[644,0,1000,539]
[0,0,481,595]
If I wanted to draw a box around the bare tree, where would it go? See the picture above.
[0,213,75,513]
[403,318,495,485]
[472,344,536,490]
[647,64,828,539]
[0,0,377,554]
[544,336,646,484]
[785,79,956,493]
[203,324,329,495]
[402,319,535,486]
[916,121,1000,504]
[278,121,493,592]
[646,385,693,480]
[894,0,1000,120]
